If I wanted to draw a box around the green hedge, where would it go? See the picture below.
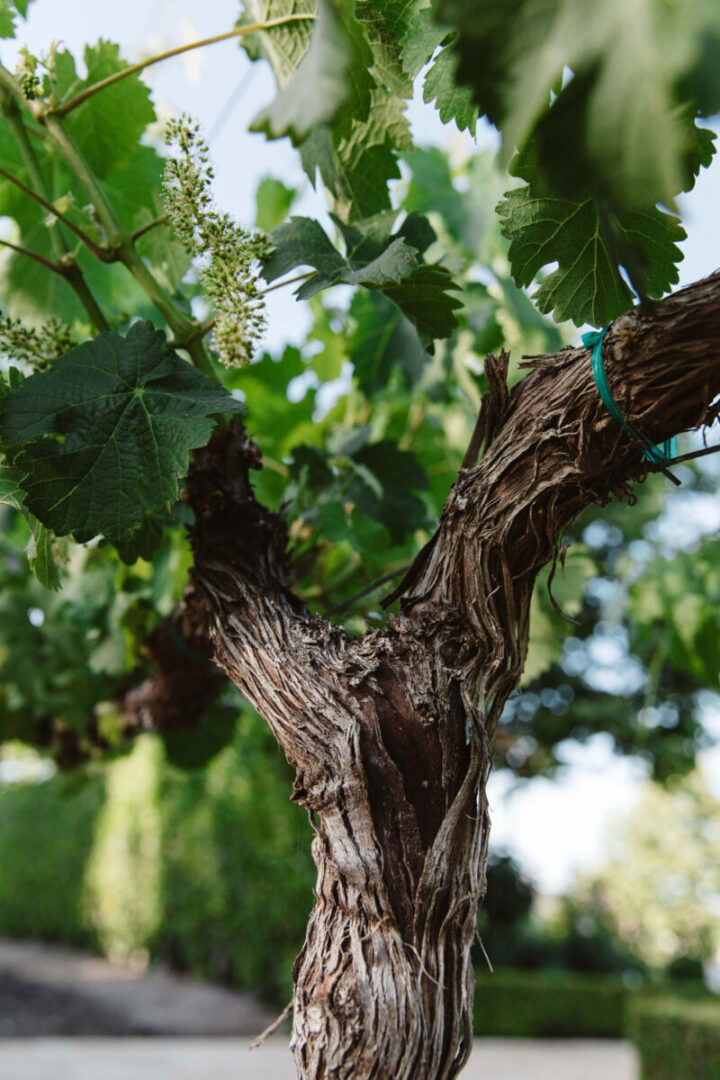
[0,769,104,946]
[629,997,720,1079]
[473,969,628,1037]
[2,730,715,1026]
[473,969,713,1039]
[0,710,315,1005]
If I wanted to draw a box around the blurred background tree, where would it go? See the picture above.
[568,771,720,972]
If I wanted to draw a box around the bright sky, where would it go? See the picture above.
[2,0,719,895]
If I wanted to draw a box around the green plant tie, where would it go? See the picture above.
[583,328,677,466]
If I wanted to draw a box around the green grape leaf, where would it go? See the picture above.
[298,235,419,294]
[0,0,31,35]
[353,0,412,97]
[113,511,173,565]
[497,184,686,327]
[436,0,720,211]
[422,43,478,135]
[300,106,409,222]
[25,513,66,590]
[0,460,26,510]
[261,216,347,286]
[162,705,237,771]
[0,464,66,588]
[226,345,318,461]
[55,42,156,178]
[262,215,460,341]
[133,204,193,294]
[681,120,717,192]
[239,0,316,81]
[0,321,243,545]
[240,0,412,221]
[399,5,445,76]
[0,0,16,36]
[348,290,428,394]
[330,87,411,219]
[287,433,430,549]
[254,177,297,232]
[304,297,346,381]
[629,541,720,687]
[382,264,462,343]
[337,138,402,219]
[0,80,165,326]
[494,76,711,325]
[402,146,511,265]
[346,441,430,543]
[402,146,467,240]
[433,0,529,126]
[251,0,372,144]
[298,124,339,191]
[503,0,714,209]
[289,444,334,490]
[100,143,165,221]
[0,113,84,322]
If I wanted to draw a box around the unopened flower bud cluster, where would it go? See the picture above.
[15,48,41,101]
[162,116,270,367]
[0,315,75,370]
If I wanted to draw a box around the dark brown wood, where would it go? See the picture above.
[135,273,720,1079]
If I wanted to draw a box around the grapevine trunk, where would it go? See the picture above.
[181,276,720,1078]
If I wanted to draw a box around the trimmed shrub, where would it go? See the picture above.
[629,997,720,1079]
[473,969,716,1040]
[666,955,706,982]
[473,968,627,1037]
[0,710,315,1005]
[0,770,103,945]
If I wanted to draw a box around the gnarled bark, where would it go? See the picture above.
[147,275,719,1079]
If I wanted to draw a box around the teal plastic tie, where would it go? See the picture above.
[583,328,677,466]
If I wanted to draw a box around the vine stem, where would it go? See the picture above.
[652,443,720,468]
[131,213,169,243]
[0,162,110,260]
[170,269,316,349]
[43,114,125,246]
[0,92,62,261]
[52,15,317,116]
[172,317,216,351]
[0,87,109,332]
[324,567,408,616]
[0,65,225,373]
[259,271,314,296]
[0,240,110,332]
[42,111,203,348]
[0,236,62,274]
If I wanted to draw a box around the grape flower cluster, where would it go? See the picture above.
[162,115,271,367]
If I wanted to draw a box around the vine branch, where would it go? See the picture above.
[0,236,62,273]
[0,89,109,333]
[41,110,213,372]
[130,213,169,244]
[259,271,314,296]
[0,163,111,260]
[52,16,317,117]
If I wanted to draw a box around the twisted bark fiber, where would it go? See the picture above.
[175,275,720,1079]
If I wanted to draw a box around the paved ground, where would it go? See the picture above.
[0,940,273,1036]
[0,1037,638,1079]
[0,939,638,1078]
